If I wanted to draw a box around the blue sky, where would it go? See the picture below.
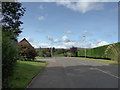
[18,2,118,48]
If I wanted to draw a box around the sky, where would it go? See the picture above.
[18,1,118,49]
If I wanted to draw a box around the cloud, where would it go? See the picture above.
[62,36,68,41]
[38,16,45,21]
[56,1,104,13]
[25,37,38,43]
[54,39,61,43]
[47,36,61,43]
[39,5,44,9]
[95,40,109,46]
[63,30,73,34]
[64,42,77,47]
[83,30,93,36]
[33,43,50,48]
[83,40,109,48]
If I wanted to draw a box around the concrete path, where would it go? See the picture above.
[28,57,119,88]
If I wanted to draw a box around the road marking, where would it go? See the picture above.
[90,68,120,79]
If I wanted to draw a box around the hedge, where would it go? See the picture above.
[77,42,120,62]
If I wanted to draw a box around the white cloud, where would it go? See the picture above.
[56,1,104,13]
[25,37,38,43]
[62,36,68,41]
[47,36,61,43]
[64,42,77,47]
[38,16,45,21]
[39,5,44,9]
[33,43,50,48]
[63,30,73,34]
[83,40,109,48]
[54,39,61,43]
[96,40,109,46]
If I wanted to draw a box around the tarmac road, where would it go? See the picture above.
[28,57,119,88]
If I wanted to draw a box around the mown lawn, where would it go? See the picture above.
[53,54,64,57]
[8,60,47,88]
[72,57,120,65]
[35,56,45,59]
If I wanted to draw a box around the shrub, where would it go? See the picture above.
[77,42,120,62]
[38,48,51,57]
[105,42,120,63]
[2,34,18,88]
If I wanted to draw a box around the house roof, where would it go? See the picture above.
[19,38,34,48]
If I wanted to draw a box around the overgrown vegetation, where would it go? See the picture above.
[77,42,120,63]
[7,60,47,88]
[2,2,25,88]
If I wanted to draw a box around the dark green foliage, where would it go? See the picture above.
[2,2,25,88]
[2,33,18,88]
[70,46,77,57]
[38,48,51,57]
[78,45,109,59]
[77,43,120,61]
[2,2,25,36]
[54,48,67,55]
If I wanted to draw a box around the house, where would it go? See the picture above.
[18,38,34,49]
[18,38,37,60]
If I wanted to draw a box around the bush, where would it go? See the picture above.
[77,42,120,62]
[64,52,72,57]
[38,48,51,57]
[2,34,18,88]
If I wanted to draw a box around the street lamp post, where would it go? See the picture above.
[83,36,86,58]
[51,42,52,57]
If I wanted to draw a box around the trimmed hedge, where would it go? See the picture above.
[77,42,120,61]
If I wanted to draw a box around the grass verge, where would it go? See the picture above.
[53,54,64,57]
[72,57,120,65]
[8,60,47,88]
[35,56,45,59]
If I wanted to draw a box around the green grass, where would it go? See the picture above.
[35,56,45,59]
[8,60,47,88]
[53,54,64,57]
[72,57,120,65]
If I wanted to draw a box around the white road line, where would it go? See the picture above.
[91,68,120,79]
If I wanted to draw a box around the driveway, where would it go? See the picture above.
[27,57,119,88]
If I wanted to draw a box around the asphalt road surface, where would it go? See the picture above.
[28,57,119,88]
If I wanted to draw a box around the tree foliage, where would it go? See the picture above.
[2,2,25,37]
[2,2,25,88]
[70,46,77,57]
[38,48,51,57]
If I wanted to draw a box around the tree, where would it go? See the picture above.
[38,48,51,57]
[70,46,77,57]
[2,2,25,37]
[2,2,25,88]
